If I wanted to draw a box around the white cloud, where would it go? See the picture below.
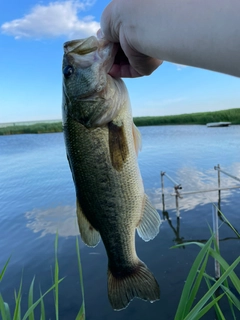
[1,0,100,39]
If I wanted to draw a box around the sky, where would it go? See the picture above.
[0,0,239,123]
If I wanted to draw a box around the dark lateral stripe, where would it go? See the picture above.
[108,121,129,171]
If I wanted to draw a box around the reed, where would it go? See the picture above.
[173,234,240,319]
[0,123,63,135]
[0,234,85,320]
[134,108,240,126]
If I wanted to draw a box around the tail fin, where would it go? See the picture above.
[108,260,160,310]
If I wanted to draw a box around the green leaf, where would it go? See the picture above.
[0,294,11,320]
[0,257,11,282]
[184,248,210,315]
[13,279,22,320]
[76,236,85,319]
[174,236,213,319]
[213,204,240,238]
[75,304,85,320]
[39,288,46,320]
[184,256,240,320]
[28,277,35,320]
[22,278,64,320]
[182,242,240,294]
[192,293,225,320]
[54,232,59,320]
[208,273,239,308]
[204,274,226,319]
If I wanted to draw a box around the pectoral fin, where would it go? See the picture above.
[137,195,162,241]
[108,121,129,171]
[76,199,100,247]
[132,123,142,155]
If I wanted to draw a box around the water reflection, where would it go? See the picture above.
[162,211,185,248]
[25,205,79,237]
[148,163,240,212]
[161,204,240,248]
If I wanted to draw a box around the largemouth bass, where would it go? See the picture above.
[62,35,161,310]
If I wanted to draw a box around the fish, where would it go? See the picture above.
[62,35,162,310]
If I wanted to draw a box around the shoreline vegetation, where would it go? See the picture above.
[0,108,240,136]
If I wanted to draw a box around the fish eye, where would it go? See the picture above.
[63,65,74,79]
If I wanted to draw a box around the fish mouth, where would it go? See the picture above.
[63,36,118,74]
[64,36,99,55]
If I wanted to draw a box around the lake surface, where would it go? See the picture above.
[1,125,240,319]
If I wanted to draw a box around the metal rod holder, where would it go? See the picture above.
[171,185,240,196]
[162,172,182,190]
[214,165,240,183]
[212,204,220,279]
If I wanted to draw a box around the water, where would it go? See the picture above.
[0,125,240,319]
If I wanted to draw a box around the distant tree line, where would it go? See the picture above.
[133,108,240,126]
[0,108,239,135]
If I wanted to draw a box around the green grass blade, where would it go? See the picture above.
[76,236,85,320]
[13,279,22,320]
[208,248,240,293]
[184,249,210,315]
[39,288,46,320]
[0,257,11,282]
[75,304,85,320]
[212,229,239,318]
[22,278,64,320]
[54,232,59,320]
[213,204,240,237]
[211,221,236,318]
[0,294,11,320]
[221,286,240,311]
[203,272,240,312]
[181,241,240,294]
[174,236,213,319]
[192,293,225,320]
[28,277,35,320]
[184,256,240,320]
[204,274,226,319]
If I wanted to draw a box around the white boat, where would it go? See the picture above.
[206,122,231,127]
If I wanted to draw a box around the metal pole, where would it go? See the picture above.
[163,172,182,189]
[175,186,180,217]
[214,166,240,183]
[161,172,166,212]
[175,194,180,217]
[212,204,220,279]
[217,164,221,207]
[171,185,240,196]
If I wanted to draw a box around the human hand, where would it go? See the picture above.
[100,1,162,78]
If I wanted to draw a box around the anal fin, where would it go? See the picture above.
[76,199,100,247]
[137,195,162,241]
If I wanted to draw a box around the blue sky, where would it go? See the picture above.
[0,0,239,123]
